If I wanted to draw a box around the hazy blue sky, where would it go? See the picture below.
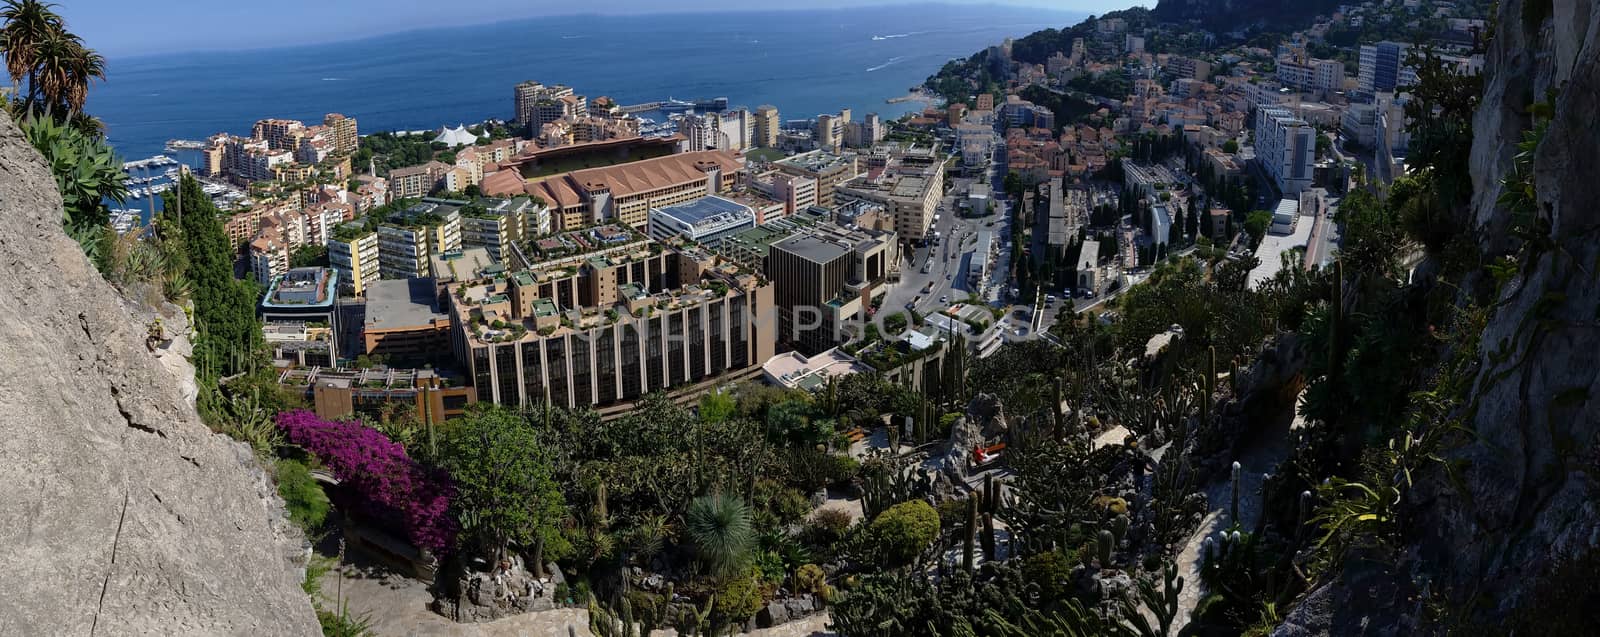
[56,1,1149,57]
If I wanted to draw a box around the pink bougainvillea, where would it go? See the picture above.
[276,409,456,553]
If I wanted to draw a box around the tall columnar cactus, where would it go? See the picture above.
[1202,346,1215,429]
[983,510,997,561]
[1122,561,1185,637]
[1229,461,1242,525]
[1097,528,1114,567]
[964,496,979,572]
[1111,514,1130,546]
[596,481,609,522]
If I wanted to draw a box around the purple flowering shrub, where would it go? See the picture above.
[276,409,456,553]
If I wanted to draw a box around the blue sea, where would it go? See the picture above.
[88,5,1083,162]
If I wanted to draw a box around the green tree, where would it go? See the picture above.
[275,458,330,532]
[1243,209,1272,247]
[866,500,940,568]
[1,0,105,118]
[685,493,755,578]
[289,244,326,268]
[166,175,261,380]
[440,404,569,565]
[1221,139,1239,154]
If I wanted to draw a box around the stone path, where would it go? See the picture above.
[1169,390,1304,632]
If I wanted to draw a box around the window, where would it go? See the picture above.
[521,340,544,406]
[546,336,569,409]
[597,328,617,404]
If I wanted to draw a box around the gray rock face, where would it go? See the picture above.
[0,113,319,634]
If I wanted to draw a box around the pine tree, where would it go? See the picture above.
[166,175,261,380]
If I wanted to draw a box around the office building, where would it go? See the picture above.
[1255,106,1316,196]
[451,240,776,411]
[329,224,380,296]
[648,195,757,245]
[767,224,896,354]
[774,150,857,208]
[754,105,781,148]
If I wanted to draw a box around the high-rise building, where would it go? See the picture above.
[251,118,306,151]
[329,225,380,295]
[322,113,359,155]
[754,105,780,148]
[377,201,463,279]
[1358,41,1414,93]
[1277,58,1345,94]
[513,81,586,135]
[1255,107,1316,196]
[815,114,837,150]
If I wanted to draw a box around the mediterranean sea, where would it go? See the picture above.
[88,4,1083,161]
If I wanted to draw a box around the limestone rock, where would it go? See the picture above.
[0,113,318,633]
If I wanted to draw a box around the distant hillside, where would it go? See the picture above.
[1152,0,1343,32]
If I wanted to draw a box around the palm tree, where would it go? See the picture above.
[0,0,103,119]
[0,0,61,103]
[684,493,754,578]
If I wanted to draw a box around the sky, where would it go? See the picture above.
[56,0,1150,57]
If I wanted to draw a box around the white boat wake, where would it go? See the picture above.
[866,56,906,72]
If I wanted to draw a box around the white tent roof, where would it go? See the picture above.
[433,124,478,147]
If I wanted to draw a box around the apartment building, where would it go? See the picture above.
[1276,57,1345,95]
[679,110,751,152]
[248,235,289,286]
[323,113,359,154]
[754,105,781,148]
[329,224,380,295]
[1167,56,1212,81]
[748,171,818,221]
[513,81,587,136]
[451,240,776,410]
[388,161,451,200]
[252,119,306,151]
[1255,106,1317,196]
[378,201,463,279]
[460,197,536,261]
[835,161,943,244]
[774,150,857,208]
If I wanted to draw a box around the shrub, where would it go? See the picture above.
[865,500,940,568]
[1022,550,1075,601]
[807,508,854,546]
[686,493,755,578]
[276,410,456,553]
[715,567,766,623]
[275,458,330,532]
[794,563,827,595]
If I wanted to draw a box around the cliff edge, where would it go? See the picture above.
[0,112,319,634]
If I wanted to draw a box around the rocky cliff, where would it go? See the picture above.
[1423,0,1600,617]
[0,113,319,634]
[1277,0,1600,632]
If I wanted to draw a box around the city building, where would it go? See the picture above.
[1167,56,1212,81]
[329,224,380,296]
[459,197,535,262]
[767,224,895,354]
[389,161,451,199]
[1076,239,1100,292]
[363,277,452,365]
[1276,57,1345,94]
[762,347,871,391]
[450,241,776,411]
[323,113,359,155]
[754,105,781,148]
[248,234,289,287]
[285,366,476,424]
[1255,106,1317,196]
[1150,202,1173,247]
[647,195,757,245]
[835,162,943,244]
[773,150,858,209]
[678,109,751,152]
[514,81,587,135]
[516,150,744,231]
[377,201,464,279]
[260,267,340,367]
[1358,41,1416,92]
[252,118,305,151]
[969,230,993,288]
[748,171,819,222]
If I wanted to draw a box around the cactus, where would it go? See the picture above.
[1111,514,1130,546]
[964,496,979,571]
[1230,461,1242,525]
[1121,561,1184,637]
[1202,346,1215,429]
[1097,529,1114,567]
[596,481,609,522]
[982,511,997,561]
[620,597,637,637]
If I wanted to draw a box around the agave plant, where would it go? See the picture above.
[685,493,754,578]
[17,113,125,231]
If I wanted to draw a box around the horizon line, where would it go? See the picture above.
[104,1,1094,61]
